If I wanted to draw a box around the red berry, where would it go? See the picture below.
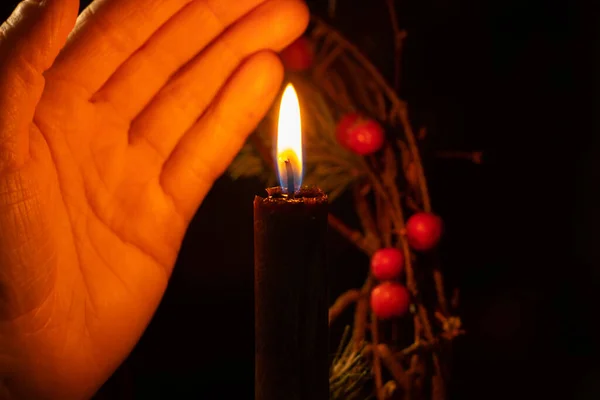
[371,248,404,281]
[405,212,443,251]
[370,282,410,319]
[280,36,313,71]
[335,112,385,155]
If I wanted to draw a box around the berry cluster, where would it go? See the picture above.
[369,213,443,319]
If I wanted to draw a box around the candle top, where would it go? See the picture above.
[258,186,328,205]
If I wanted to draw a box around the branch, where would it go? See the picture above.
[376,189,393,248]
[377,343,410,390]
[328,214,376,255]
[360,159,404,226]
[352,275,374,351]
[397,107,431,212]
[385,0,407,92]
[433,267,449,315]
[398,339,438,358]
[405,195,421,212]
[353,184,381,249]
[329,289,362,325]
[377,148,396,248]
[432,355,446,400]
[371,313,385,400]
[435,150,483,164]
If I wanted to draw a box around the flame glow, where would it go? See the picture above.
[276,83,303,193]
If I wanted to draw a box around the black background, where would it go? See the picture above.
[1,0,595,399]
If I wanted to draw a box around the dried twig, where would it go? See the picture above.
[385,0,407,92]
[354,184,381,250]
[371,313,385,400]
[435,150,483,164]
[352,276,374,351]
[329,289,362,325]
[433,268,449,315]
[396,107,431,213]
[376,190,392,247]
[377,344,409,389]
[328,214,376,256]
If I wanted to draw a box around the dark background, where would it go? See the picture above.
[1,0,595,399]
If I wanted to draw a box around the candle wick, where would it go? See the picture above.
[284,160,295,198]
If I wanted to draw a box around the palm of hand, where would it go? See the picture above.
[0,0,308,397]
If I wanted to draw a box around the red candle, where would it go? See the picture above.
[254,84,329,400]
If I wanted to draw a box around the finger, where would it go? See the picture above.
[92,0,267,120]
[49,0,195,95]
[0,0,78,170]
[130,0,308,161]
[160,51,283,220]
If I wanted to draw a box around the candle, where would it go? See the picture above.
[254,84,329,400]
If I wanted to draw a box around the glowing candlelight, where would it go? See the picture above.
[276,83,303,195]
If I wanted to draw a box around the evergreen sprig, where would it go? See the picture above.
[330,327,374,400]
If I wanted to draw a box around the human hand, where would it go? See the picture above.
[0,0,308,398]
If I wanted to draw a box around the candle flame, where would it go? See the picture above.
[276,83,302,193]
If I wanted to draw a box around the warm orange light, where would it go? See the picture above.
[276,83,303,193]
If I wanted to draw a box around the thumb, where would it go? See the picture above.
[0,0,78,169]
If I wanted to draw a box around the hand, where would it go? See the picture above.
[0,0,308,398]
